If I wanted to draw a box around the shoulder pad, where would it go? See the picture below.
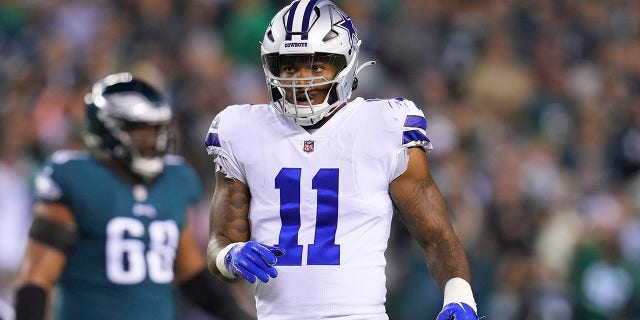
[386,98,430,149]
[50,150,85,165]
[34,166,62,201]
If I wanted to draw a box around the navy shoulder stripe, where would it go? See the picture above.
[403,130,430,145]
[402,114,430,146]
[404,115,426,130]
[205,132,220,148]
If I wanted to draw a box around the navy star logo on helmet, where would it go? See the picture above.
[333,8,357,50]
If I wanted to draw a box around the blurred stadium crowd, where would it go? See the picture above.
[1,0,640,319]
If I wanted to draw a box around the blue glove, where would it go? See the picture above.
[436,302,478,320]
[224,241,285,283]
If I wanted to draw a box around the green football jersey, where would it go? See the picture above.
[34,150,201,320]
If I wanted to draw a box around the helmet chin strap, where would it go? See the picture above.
[288,60,376,126]
[284,87,333,126]
[351,61,376,90]
[130,156,164,180]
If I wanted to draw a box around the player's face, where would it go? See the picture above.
[124,123,162,158]
[278,55,339,106]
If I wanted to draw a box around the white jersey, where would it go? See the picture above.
[205,97,432,320]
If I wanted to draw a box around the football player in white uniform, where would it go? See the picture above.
[204,1,479,319]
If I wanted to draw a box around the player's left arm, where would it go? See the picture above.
[389,147,478,319]
[15,202,76,320]
[174,208,254,320]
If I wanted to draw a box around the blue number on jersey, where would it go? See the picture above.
[275,168,340,265]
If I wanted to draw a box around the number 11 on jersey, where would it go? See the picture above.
[275,168,340,266]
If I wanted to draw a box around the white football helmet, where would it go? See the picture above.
[261,0,374,126]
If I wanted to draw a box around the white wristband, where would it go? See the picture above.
[443,277,477,313]
[215,242,243,279]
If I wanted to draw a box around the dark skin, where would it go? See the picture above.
[280,54,342,130]
[206,57,471,290]
[389,147,471,288]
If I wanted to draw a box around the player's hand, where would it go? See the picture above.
[224,241,285,283]
[436,302,478,320]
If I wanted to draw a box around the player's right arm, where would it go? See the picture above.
[206,171,251,279]
[205,110,284,284]
[15,201,77,320]
[206,171,284,284]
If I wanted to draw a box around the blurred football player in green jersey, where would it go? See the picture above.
[14,73,253,320]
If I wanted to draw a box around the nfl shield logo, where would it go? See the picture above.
[303,140,315,152]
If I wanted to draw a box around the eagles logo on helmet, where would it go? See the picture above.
[84,72,173,181]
